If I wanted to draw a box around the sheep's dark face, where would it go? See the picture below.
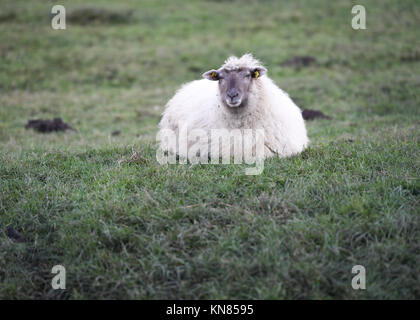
[203,67,266,108]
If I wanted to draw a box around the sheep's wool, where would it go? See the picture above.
[222,53,264,71]
[158,54,309,160]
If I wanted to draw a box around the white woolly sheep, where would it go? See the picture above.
[157,53,309,161]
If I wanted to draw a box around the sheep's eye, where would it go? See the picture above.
[245,74,251,78]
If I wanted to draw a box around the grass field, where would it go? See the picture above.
[0,0,419,299]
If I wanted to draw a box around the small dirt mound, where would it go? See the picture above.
[0,10,17,23]
[67,7,134,25]
[25,118,74,133]
[400,51,420,63]
[302,109,330,120]
[6,226,25,243]
[111,130,121,136]
[282,56,317,68]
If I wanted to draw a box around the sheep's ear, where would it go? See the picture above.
[251,67,267,79]
[203,69,220,81]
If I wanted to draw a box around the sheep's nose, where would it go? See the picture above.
[227,90,239,99]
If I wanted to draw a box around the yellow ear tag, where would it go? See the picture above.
[211,72,217,79]
[254,70,259,78]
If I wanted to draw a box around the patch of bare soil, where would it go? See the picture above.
[67,7,134,25]
[302,109,331,120]
[282,56,317,68]
[25,118,74,133]
[6,226,25,243]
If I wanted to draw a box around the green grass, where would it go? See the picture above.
[0,0,419,299]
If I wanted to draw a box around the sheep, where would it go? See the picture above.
[157,53,309,163]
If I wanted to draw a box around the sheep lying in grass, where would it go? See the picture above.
[158,54,309,161]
